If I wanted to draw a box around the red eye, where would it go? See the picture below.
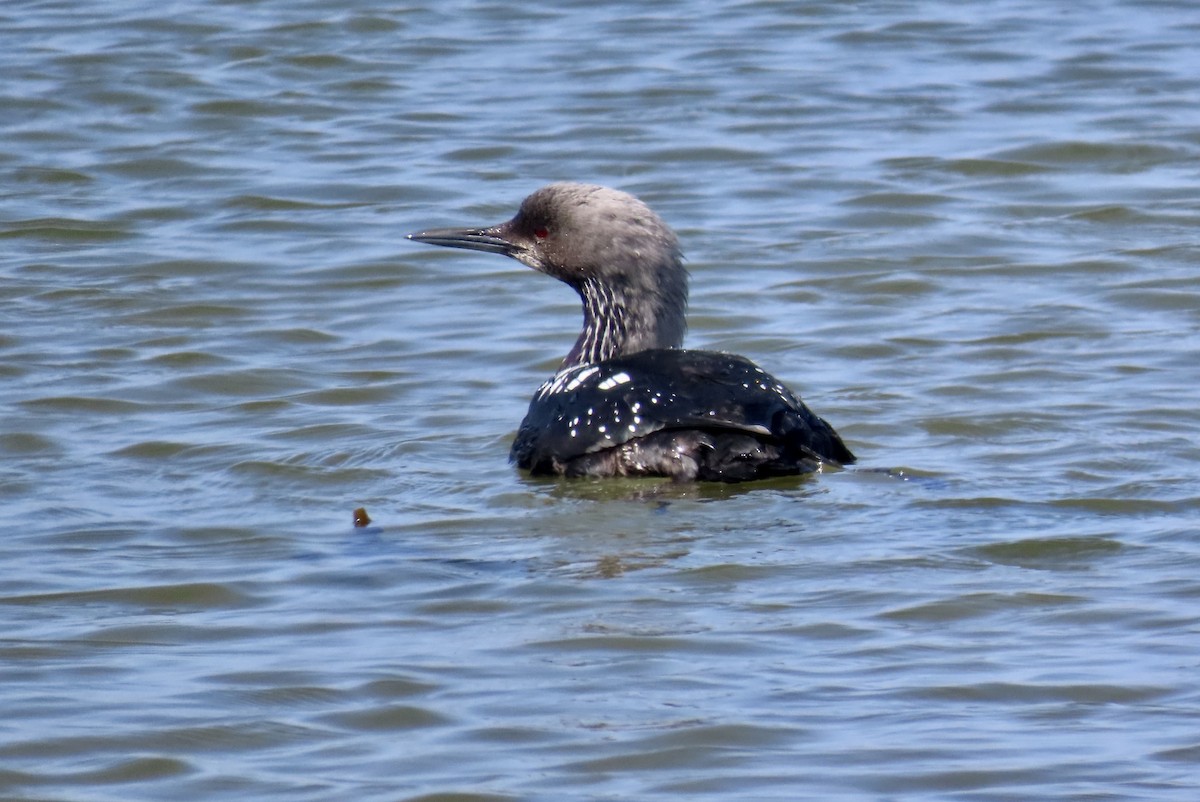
[534,227,549,240]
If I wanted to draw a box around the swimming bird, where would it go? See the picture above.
[407,182,854,482]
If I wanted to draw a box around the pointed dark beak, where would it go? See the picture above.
[406,226,516,257]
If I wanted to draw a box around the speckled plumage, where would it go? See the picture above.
[408,182,855,482]
[511,349,854,481]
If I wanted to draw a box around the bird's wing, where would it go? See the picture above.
[511,349,853,469]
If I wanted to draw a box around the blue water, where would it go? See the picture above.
[2,0,1199,799]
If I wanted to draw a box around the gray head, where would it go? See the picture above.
[408,183,688,369]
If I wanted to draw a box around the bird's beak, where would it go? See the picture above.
[406,226,516,257]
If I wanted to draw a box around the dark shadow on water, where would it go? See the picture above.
[520,464,951,503]
[519,470,831,505]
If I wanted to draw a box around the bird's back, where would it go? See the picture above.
[511,349,854,482]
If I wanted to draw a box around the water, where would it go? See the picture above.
[2,0,1199,799]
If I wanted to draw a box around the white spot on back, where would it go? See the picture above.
[566,365,600,392]
[597,370,632,390]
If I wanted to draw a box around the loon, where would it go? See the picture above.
[407,182,854,482]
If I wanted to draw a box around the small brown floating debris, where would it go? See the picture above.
[352,507,371,528]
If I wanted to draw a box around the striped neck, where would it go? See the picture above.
[560,276,686,369]
[563,278,628,368]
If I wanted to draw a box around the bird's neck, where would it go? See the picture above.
[562,277,686,369]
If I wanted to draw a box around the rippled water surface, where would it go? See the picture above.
[3,1,1199,799]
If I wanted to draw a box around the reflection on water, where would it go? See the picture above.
[2,0,1199,799]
